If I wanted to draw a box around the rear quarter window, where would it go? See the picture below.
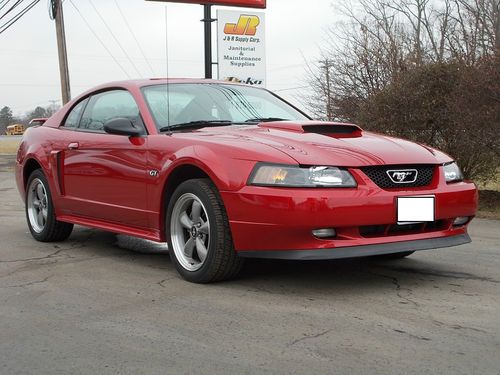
[63,98,88,128]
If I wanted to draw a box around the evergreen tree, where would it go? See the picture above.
[0,106,14,134]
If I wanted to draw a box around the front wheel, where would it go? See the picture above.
[166,178,243,283]
[25,169,73,242]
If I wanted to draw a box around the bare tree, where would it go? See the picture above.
[448,0,500,63]
[304,0,499,121]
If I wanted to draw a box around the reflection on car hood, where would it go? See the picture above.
[190,121,451,166]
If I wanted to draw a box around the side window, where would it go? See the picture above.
[63,98,88,128]
[80,90,141,132]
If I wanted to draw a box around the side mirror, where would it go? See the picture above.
[104,118,143,137]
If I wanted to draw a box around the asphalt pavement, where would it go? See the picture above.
[0,154,499,375]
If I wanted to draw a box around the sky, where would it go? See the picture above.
[0,0,338,116]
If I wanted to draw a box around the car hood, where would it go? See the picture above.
[193,121,451,166]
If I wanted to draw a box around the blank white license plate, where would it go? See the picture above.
[397,196,435,222]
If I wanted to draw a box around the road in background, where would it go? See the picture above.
[0,154,499,374]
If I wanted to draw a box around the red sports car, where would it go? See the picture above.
[15,79,477,283]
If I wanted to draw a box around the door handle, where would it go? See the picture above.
[68,142,79,150]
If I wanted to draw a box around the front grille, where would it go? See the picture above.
[360,220,448,237]
[360,164,435,189]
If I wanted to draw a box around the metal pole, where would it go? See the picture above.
[54,0,71,104]
[203,4,213,79]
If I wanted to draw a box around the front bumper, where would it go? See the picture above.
[220,166,477,254]
[238,234,471,260]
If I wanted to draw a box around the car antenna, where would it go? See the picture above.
[164,5,172,133]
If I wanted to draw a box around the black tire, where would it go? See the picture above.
[25,169,73,242]
[374,251,415,259]
[166,178,243,283]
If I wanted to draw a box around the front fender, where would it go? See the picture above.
[157,145,256,192]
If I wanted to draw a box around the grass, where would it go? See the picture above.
[477,190,500,219]
[477,177,500,220]
[0,137,21,154]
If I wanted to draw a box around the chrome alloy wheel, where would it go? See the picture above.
[170,193,211,271]
[27,178,48,233]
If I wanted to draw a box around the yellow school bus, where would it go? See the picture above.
[5,124,25,135]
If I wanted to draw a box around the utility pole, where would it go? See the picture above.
[51,0,71,104]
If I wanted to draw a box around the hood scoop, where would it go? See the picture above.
[258,121,363,138]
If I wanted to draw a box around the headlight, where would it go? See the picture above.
[248,163,357,187]
[443,162,464,182]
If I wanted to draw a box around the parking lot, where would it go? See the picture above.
[0,153,499,374]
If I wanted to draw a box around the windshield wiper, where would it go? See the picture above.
[159,120,233,132]
[244,117,289,123]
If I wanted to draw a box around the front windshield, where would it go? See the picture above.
[142,83,309,130]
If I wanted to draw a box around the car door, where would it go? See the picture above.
[62,89,150,229]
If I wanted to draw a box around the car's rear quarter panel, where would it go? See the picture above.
[16,126,66,203]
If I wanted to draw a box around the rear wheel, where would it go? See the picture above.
[166,178,243,283]
[26,169,73,242]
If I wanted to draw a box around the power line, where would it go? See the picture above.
[88,0,143,77]
[67,0,131,78]
[0,0,23,21]
[0,0,40,35]
[0,0,17,14]
[2,0,39,24]
[273,85,310,92]
[11,99,59,112]
[0,83,88,87]
[113,0,155,76]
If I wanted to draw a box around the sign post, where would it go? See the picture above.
[145,0,266,79]
[202,5,214,78]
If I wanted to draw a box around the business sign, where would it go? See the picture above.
[217,10,266,87]
[145,0,266,8]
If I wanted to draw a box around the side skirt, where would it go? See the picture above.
[57,214,162,242]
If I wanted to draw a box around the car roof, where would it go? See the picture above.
[72,78,263,103]
[59,78,269,123]
[91,78,247,90]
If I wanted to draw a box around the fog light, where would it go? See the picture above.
[312,228,336,238]
[453,216,469,226]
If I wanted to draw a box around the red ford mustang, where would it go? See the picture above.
[15,79,477,282]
